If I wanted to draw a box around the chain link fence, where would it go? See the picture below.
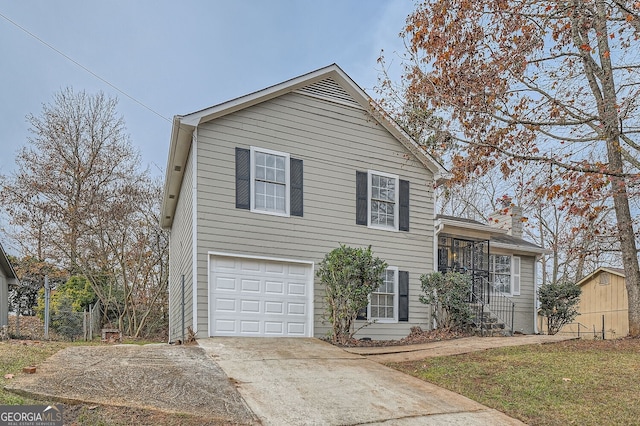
[7,301,102,341]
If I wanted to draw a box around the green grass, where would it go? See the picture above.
[389,338,640,426]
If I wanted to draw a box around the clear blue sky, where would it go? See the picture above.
[0,0,414,177]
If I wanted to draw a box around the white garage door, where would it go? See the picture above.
[209,255,314,337]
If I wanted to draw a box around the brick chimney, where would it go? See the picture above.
[488,204,523,239]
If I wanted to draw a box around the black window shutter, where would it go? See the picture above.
[399,271,409,322]
[235,147,250,210]
[290,158,303,217]
[399,179,410,232]
[356,306,367,321]
[356,171,368,225]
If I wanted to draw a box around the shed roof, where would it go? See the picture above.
[161,64,447,229]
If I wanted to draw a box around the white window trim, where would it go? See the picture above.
[250,146,290,217]
[490,254,512,296]
[368,266,399,323]
[367,170,399,232]
[489,254,521,297]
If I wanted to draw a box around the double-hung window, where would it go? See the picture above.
[369,267,398,322]
[250,147,290,216]
[236,146,303,217]
[368,171,399,231]
[356,170,409,232]
[489,255,521,296]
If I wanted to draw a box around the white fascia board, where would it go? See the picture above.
[160,116,195,229]
[490,241,550,255]
[438,217,509,235]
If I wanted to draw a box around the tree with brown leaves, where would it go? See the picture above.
[385,1,640,335]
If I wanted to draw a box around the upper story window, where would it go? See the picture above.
[489,254,521,296]
[235,146,303,217]
[356,170,409,232]
[368,171,399,231]
[252,148,289,215]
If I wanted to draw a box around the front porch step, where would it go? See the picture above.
[469,305,508,335]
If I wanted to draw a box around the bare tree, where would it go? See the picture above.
[0,88,168,337]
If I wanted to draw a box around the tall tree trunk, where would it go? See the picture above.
[593,2,640,337]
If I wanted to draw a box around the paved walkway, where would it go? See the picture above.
[199,337,527,425]
[344,334,575,363]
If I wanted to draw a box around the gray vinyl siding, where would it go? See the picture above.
[194,90,435,340]
[490,250,537,334]
[167,145,194,343]
[513,255,536,334]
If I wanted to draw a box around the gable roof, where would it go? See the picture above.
[161,64,447,229]
[576,267,626,287]
[435,214,547,255]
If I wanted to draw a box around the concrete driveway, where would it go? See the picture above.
[199,337,525,425]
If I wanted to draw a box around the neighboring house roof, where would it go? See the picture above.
[0,242,19,285]
[576,267,626,287]
[161,64,448,229]
[436,214,547,255]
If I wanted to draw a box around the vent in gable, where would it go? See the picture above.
[296,78,363,109]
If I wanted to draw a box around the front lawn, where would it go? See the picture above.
[389,338,640,426]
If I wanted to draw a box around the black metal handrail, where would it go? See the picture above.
[469,277,515,335]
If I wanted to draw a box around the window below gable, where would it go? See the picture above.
[251,147,289,216]
[235,146,303,217]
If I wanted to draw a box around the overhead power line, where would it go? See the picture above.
[0,10,171,123]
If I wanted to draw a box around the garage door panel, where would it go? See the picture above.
[215,277,237,291]
[265,263,285,274]
[240,278,260,292]
[265,281,284,294]
[288,264,309,277]
[288,283,306,296]
[264,322,283,334]
[287,323,306,335]
[215,298,237,312]
[240,320,260,333]
[210,256,312,337]
[265,301,284,314]
[288,302,306,315]
[214,319,237,333]
[240,300,261,313]
[213,257,237,271]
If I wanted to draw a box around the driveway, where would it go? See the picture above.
[5,336,561,425]
[199,337,525,425]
